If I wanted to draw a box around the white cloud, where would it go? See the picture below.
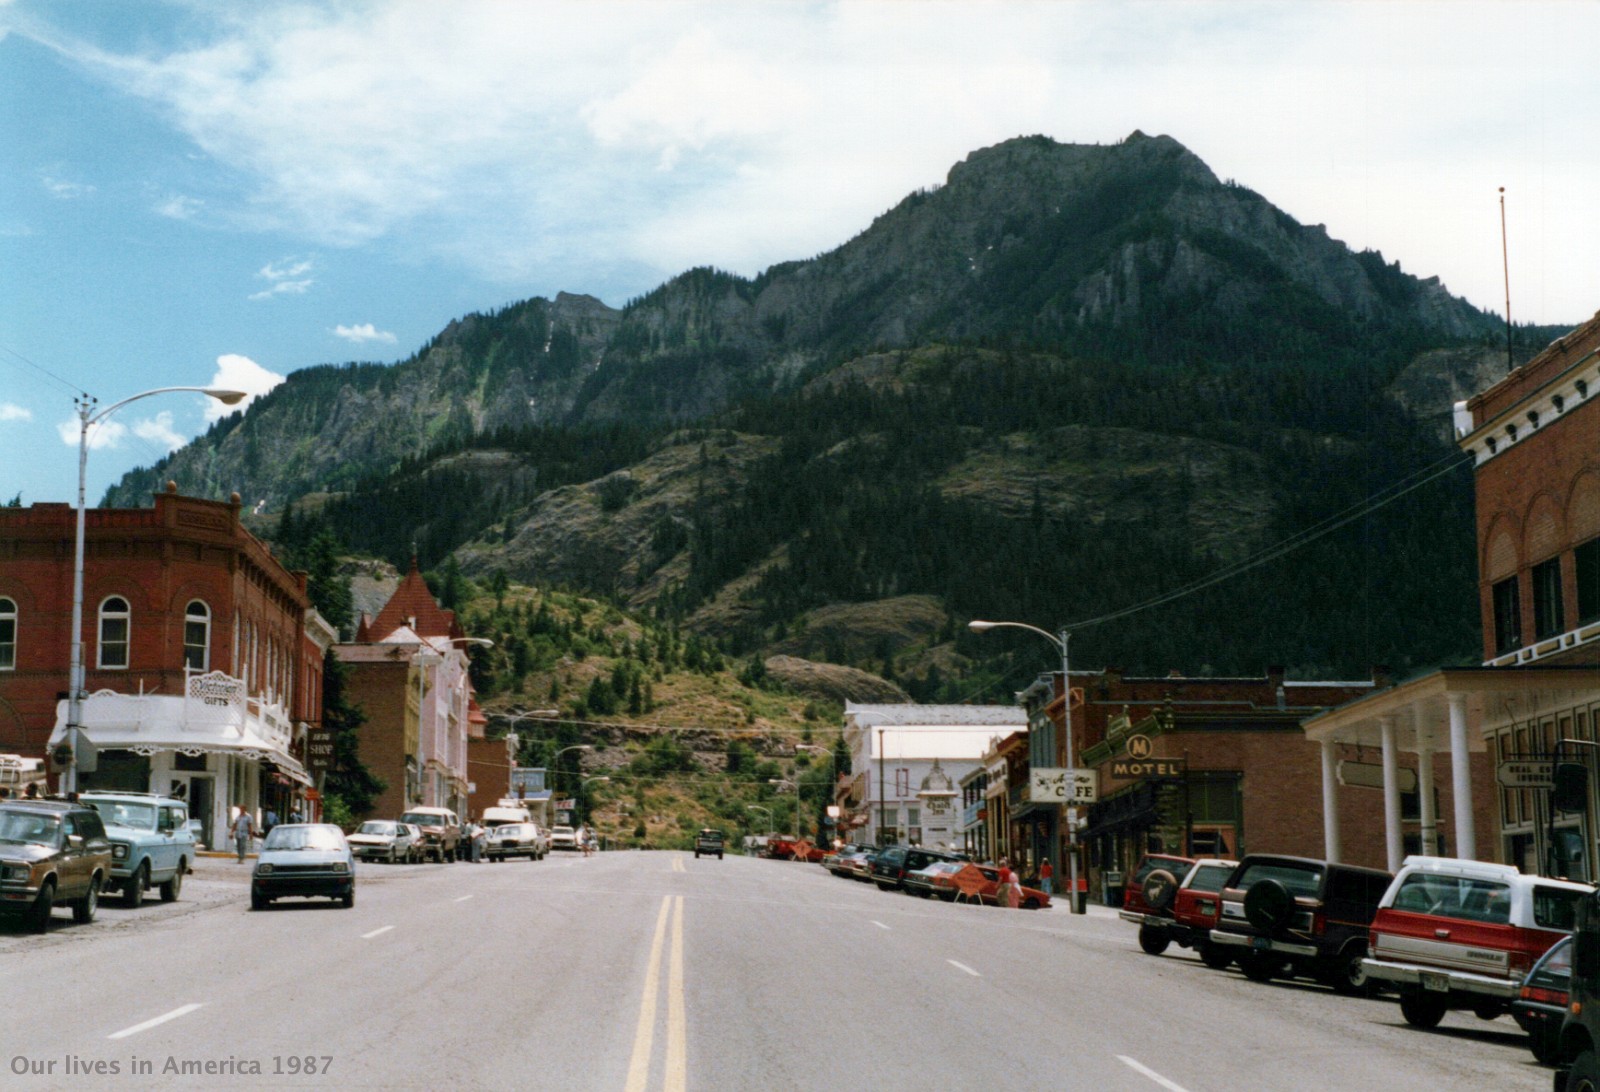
[249,256,315,299]
[205,354,285,421]
[0,403,32,422]
[132,411,186,452]
[59,416,127,451]
[23,1,1600,322]
[334,323,396,345]
[41,173,95,199]
[156,194,203,220]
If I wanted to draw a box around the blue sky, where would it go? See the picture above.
[3,1,1596,508]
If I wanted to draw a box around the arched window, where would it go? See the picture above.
[184,600,210,672]
[98,596,130,669]
[0,597,15,670]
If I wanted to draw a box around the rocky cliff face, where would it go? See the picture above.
[108,132,1501,513]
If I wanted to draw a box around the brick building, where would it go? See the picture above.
[335,561,480,821]
[0,484,326,846]
[1305,311,1600,875]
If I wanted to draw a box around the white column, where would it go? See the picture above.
[1417,743,1438,856]
[1321,740,1342,862]
[1448,695,1476,860]
[1381,717,1403,873]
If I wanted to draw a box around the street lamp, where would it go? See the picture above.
[769,778,803,840]
[63,386,246,794]
[746,805,772,844]
[969,618,1085,914]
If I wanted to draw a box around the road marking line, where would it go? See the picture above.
[453,895,474,903]
[624,895,672,1092]
[665,895,686,1092]
[947,960,981,977]
[1118,1055,1191,1092]
[672,855,685,873]
[870,920,890,930]
[108,1003,203,1040]
[361,926,395,939]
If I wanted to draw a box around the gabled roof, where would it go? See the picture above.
[365,558,461,642]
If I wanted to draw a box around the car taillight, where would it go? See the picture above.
[1522,985,1569,1006]
[1312,911,1326,936]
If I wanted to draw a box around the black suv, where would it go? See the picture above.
[869,845,965,892]
[1208,854,1391,992]
[0,799,113,932]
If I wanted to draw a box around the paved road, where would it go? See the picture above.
[0,851,1551,1090]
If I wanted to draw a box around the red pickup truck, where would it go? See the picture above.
[1361,855,1591,1030]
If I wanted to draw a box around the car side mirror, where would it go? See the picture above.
[1554,763,1590,814]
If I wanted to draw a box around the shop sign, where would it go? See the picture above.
[306,728,335,776]
[1496,760,1554,788]
[1110,757,1186,779]
[1337,760,1418,793]
[1032,768,1096,804]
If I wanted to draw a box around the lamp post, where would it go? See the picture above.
[969,619,1084,914]
[746,805,772,846]
[62,386,246,794]
[769,778,803,840]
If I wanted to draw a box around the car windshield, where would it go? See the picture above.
[357,822,396,836]
[85,800,157,831]
[0,810,61,846]
[1235,862,1323,898]
[401,813,444,827]
[264,825,346,852]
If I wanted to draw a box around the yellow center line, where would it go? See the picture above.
[624,896,672,1092]
[665,895,686,1092]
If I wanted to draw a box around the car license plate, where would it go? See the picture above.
[1421,972,1449,993]
[1251,936,1272,951]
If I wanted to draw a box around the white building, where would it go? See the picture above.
[837,703,1027,848]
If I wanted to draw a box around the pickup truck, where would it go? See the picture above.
[1361,855,1589,1030]
[694,829,724,859]
[400,807,462,862]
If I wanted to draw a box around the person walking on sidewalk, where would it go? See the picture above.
[1039,858,1055,895]
[232,807,257,862]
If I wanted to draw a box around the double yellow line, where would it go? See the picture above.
[624,894,686,1092]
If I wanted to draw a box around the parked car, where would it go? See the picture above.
[250,823,355,910]
[915,861,1050,909]
[839,846,879,881]
[1361,855,1589,1030]
[1209,854,1392,992]
[1120,854,1196,921]
[1122,857,1238,968]
[694,829,725,859]
[824,843,868,875]
[347,819,423,863]
[1512,934,1571,1065]
[870,845,965,892]
[549,825,579,852]
[400,806,461,862]
[0,799,112,932]
[487,822,547,862]
[904,860,966,898]
[78,790,195,907]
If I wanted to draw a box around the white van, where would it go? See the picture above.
[481,805,532,828]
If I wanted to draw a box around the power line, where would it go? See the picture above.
[0,342,88,397]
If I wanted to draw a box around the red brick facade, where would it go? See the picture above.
[0,486,318,759]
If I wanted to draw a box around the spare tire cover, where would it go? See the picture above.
[1244,878,1295,932]
[1142,869,1179,911]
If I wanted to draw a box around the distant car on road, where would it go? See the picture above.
[78,790,195,907]
[251,824,355,910]
[347,819,422,864]
[550,825,579,852]
[0,799,112,932]
[695,829,724,859]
